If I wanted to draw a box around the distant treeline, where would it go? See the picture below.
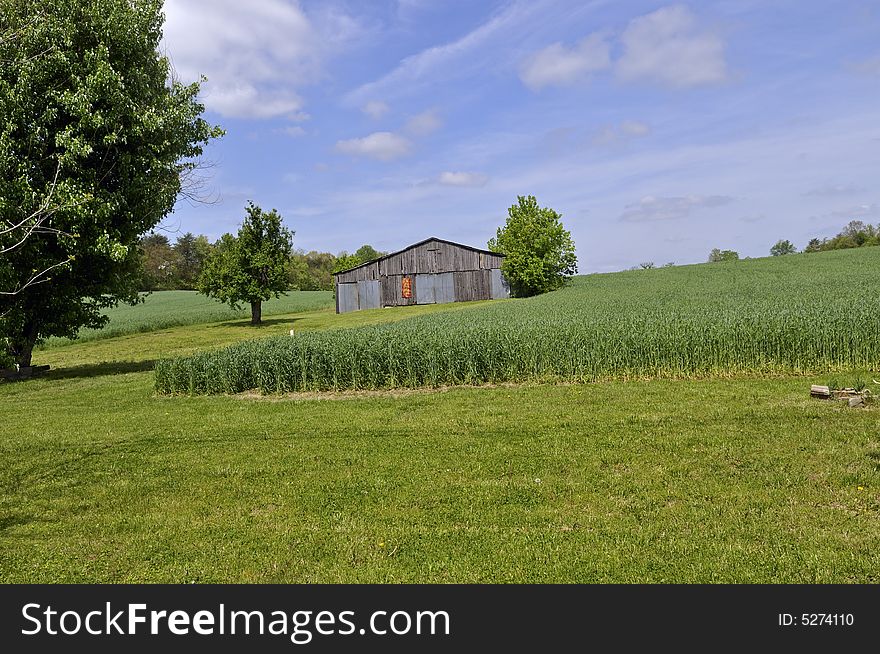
[801,220,880,253]
[139,233,385,292]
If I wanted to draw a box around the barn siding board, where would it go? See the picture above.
[337,283,359,313]
[335,261,380,284]
[381,274,417,307]
[334,237,505,313]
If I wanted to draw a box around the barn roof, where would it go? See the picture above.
[332,236,504,277]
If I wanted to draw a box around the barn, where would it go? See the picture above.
[333,237,510,313]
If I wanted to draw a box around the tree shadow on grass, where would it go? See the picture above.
[212,316,305,329]
[0,513,39,533]
[42,359,157,381]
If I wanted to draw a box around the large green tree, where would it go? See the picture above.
[488,195,577,297]
[198,202,293,325]
[0,0,222,366]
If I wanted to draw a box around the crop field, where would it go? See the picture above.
[41,289,334,348]
[156,248,880,395]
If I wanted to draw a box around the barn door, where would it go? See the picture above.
[337,283,359,313]
[490,268,510,299]
[415,274,435,304]
[358,280,381,310]
[434,272,455,304]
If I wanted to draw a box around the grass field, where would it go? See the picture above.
[2,249,878,583]
[41,289,334,348]
[156,248,880,394]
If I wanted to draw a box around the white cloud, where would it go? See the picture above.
[437,171,489,187]
[362,101,390,119]
[404,109,442,136]
[617,5,727,88]
[335,132,412,161]
[619,194,734,222]
[162,0,363,119]
[519,33,611,90]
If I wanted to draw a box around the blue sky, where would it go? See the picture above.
[161,0,880,272]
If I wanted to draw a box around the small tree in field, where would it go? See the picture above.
[708,248,740,263]
[198,202,293,325]
[770,239,797,256]
[488,195,577,297]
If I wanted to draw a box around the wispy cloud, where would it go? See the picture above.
[362,100,390,119]
[437,171,489,187]
[335,131,412,161]
[404,109,443,136]
[519,33,610,90]
[619,195,734,222]
[281,126,307,137]
[828,203,880,220]
[803,183,864,197]
[344,0,554,106]
[851,55,880,77]
[591,120,651,145]
[616,5,727,87]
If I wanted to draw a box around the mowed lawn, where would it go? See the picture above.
[2,350,879,582]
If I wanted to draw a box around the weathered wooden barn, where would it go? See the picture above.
[333,237,510,313]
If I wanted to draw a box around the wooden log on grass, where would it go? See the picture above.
[810,384,831,399]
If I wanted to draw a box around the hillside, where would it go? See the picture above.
[40,289,335,348]
[156,248,880,394]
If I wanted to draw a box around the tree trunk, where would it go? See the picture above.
[250,300,262,325]
[8,319,39,368]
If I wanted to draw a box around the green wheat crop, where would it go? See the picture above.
[155,248,880,394]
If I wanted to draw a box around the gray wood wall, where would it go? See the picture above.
[335,239,503,283]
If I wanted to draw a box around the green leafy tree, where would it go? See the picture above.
[354,244,385,263]
[288,250,336,291]
[140,233,177,291]
[487,195,577,297]
[770,239,797,256]
[174,232,211,289]
[803,238,824,253]
[332,252,363,274]
[0,0,222,366]
[708,248,740,263]
[198,202,293,325]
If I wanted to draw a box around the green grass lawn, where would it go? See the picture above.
[3,254,879,583]
[40,289,335,348]
[1,369,878,583]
